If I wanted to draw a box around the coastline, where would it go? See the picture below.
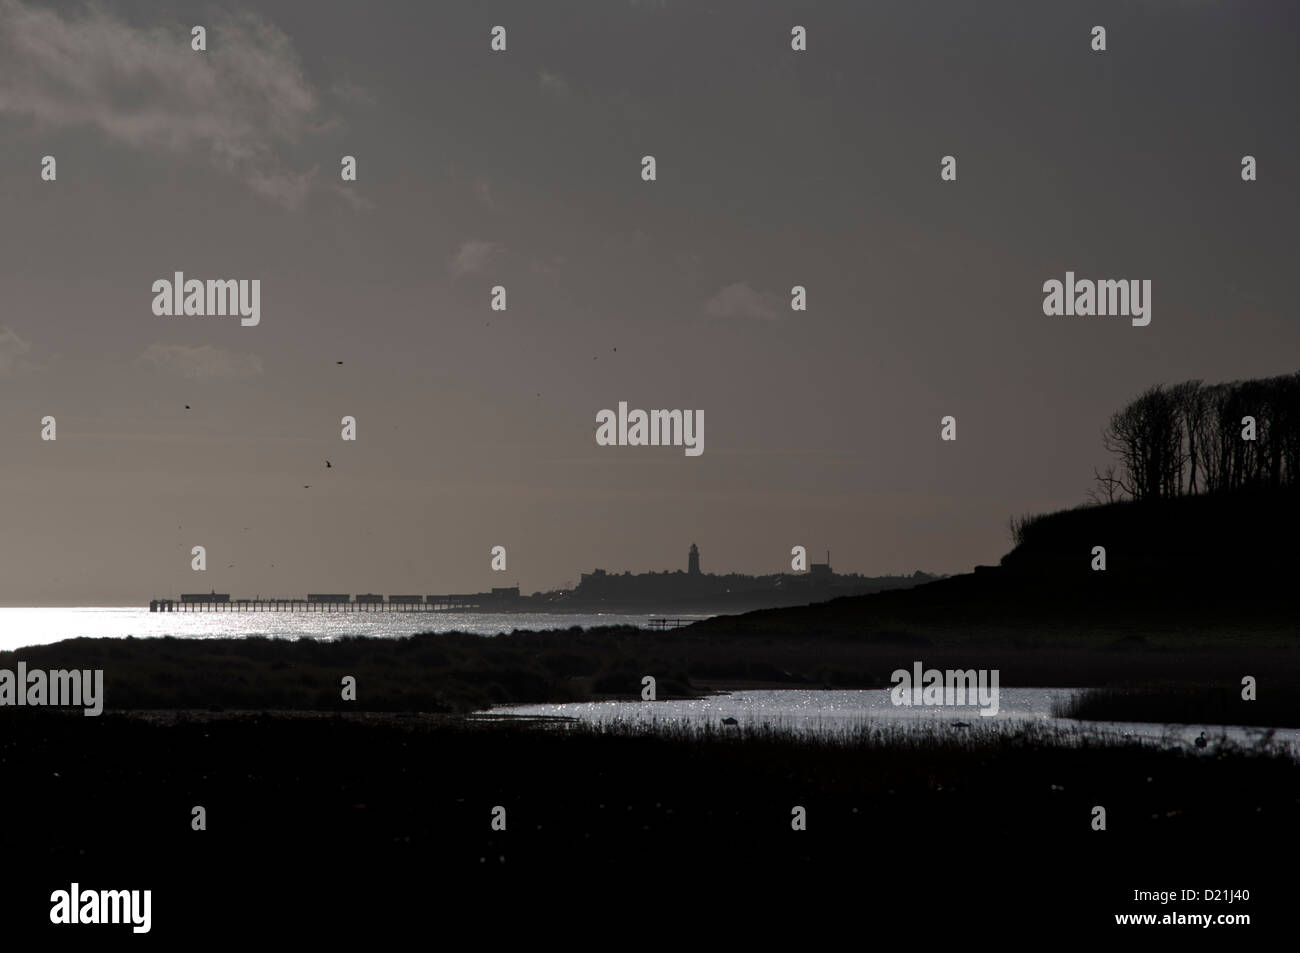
[3,620,1296,726]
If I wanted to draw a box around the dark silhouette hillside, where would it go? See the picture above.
[1002,484,1300,578]
[696,486,1300,644]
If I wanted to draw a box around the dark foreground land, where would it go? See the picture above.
[3,709,1293,939]
[9,622,1299,727]
[5,491,1297,937]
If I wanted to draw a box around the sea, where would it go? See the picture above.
[0,606,706,653]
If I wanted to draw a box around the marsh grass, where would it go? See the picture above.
[8,630,1299,714]
[1055,681,1300,728]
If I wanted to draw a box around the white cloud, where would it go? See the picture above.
[449,240,502,277]
[136,343,263,380]
[330,77,376,108]
[704,282,782,321]
[0,1,333,209]
[0,325,32,375]
[329,181,375,211]
[538,69,570,96]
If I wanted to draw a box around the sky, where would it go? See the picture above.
[1,0,1297,604]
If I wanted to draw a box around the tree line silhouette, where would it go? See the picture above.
[1091,372,1300,503]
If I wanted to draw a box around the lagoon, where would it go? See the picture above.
[487,688,1300,753]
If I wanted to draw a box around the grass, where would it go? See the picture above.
[1055,681,1300,728]
[3,708,1295,859]
[477,710,1295,759]
[6,626,1298,713]
[6,705,1294,934]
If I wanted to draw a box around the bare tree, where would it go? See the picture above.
[1097,373,1298,502]
[1171,380,1206,494]
[1102,386,1182,500]
[1087,464,1125,504]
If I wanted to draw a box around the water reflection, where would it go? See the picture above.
[487,688,1300,753]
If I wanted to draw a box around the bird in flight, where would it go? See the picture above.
[326,461,332,468]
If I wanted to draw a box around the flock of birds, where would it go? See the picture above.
[184,362,346,489]
[180,343,621,492]
[180,347,614,493]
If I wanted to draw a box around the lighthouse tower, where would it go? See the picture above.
[688,543,701,575]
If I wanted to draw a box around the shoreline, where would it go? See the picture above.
[3,625,1297,727]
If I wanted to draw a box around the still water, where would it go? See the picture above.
[488,688,1300,753]
[0,607,701,653]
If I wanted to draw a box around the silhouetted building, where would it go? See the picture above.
[181,591,228,602]
[533,543,933,612]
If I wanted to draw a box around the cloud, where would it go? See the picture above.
[0,1,334,208]
[449,240,502,277]
[136,343,263,380]
[330,77,376,108]
[704,282,783,321]
[0,325,32,375]
[328,181,374,211]
[538,69,570,96]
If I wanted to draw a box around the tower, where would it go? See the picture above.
[688,543,700,575]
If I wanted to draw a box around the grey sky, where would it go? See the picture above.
[1,0,1297,604]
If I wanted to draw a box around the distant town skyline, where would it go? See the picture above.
[159,540,885,600]
[2,0,1298,605]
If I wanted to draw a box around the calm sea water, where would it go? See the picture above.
[488,688,1300,752]
[0,607,708,653]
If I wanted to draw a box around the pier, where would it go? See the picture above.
[149,593,495,612]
